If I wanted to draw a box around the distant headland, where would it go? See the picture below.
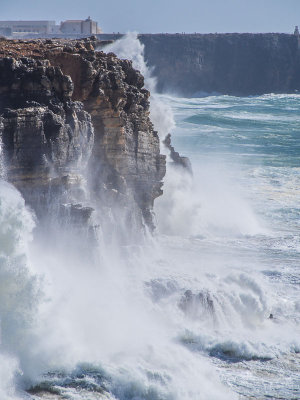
[98,31,300,96]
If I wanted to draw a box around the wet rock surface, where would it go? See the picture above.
[163,133,192,174]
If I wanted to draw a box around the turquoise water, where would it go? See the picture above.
[158,93,300,399]
[172,94,300,163]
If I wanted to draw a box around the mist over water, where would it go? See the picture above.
[105,32,175,141]
[0,34,299,400]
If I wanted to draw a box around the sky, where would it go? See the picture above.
[1,0,300,34]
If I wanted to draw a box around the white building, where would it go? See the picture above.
[0,20,56,35]
[60,17,101,35]
[0,17,101,37]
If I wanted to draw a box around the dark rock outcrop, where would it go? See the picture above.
[137,33,300,96]
[0,38,166,232]
[0,57,94,219]
[163,133,192,174]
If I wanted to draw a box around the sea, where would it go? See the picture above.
[0,34,299,400]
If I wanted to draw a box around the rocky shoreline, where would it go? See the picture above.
[0,37,166,233]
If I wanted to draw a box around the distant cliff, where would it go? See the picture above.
[138,33,300,96]
[0,38,165,233]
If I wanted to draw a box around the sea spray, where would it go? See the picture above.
[104,34,262,238]
[104,32,175,141]
[0,354,21,400]
[102,36,300,398]
[0,181,41,393]
[0,35,298,400]
[0,35,241,399]
[25,217,239,400]
[0,126,6,180]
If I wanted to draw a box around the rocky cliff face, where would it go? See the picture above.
[0,38,166,233]
[0,56,94,220]
[138,33,300,96]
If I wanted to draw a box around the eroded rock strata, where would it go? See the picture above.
[0,38,166,232]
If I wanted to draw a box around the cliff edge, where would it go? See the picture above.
[0,38,166,233]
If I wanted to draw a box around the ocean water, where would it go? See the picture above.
[155,93,300,399]
[0,35,299,400]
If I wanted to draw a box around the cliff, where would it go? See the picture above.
[0,38,166,232]
[137,33,300,96]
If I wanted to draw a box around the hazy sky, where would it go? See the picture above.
[2,0,300,34]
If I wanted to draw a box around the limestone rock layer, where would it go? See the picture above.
[0,38,166,231]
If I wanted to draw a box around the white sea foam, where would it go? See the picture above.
[105,34,263,239]
[0,181,39,394]
[104,32,175,140]
[0,354,21,400]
